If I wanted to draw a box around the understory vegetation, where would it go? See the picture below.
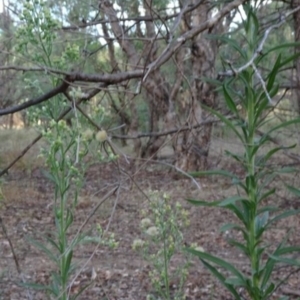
[1,1,300,299]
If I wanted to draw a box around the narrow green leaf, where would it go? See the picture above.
[50,272,61,296]
[268,83,279,99]
[223,84,239,115]
[65,209,74,231]
[276,246,300,256]
[220,223,244,232]
[210,35,247,59]
[261,254,277,292]
[45,235,60,252]
[255,98,269,124]
[259,173,277,195]
[264,118,300,137]
[201,259,242,299]
[218,195,246,207]
[189,169,238,179]
[255,211,269,232]
[225,276,247,286]
[41,169,58,185]
[286,185,300,197]
[71,282,92,300]
[257,145,296,167]
[276,167,298,174]
[267,254,300,267]
[221,204,246,227]
[186,199,221,207]
[257,205,278,215]
[265,41,300,53]
[227,239,248,256]
[232,177,247,191]
[201,76,223,87]
[26,236,58,263]
[224,150,245,164]
[267,209,300,228]
[262,283,275,298]
[258,189,276,203]
[18,282,51,291]
[202,105,244,142]
[266,54,281,91]
[186,248,245,282]
[279,52,300,68]
[63,250,73,280]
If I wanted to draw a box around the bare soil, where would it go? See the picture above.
[0,154,300,300]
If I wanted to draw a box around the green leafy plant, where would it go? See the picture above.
[21,118,119,299]
[23,120,91,299]
[133,191,193,300]
[187,7,300,300]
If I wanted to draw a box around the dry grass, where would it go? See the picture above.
[0,128,45,172]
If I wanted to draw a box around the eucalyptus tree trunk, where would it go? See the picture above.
[102,0,170,157]
[173,0,217,172]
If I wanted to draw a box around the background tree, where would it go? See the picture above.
[0,0,300,174]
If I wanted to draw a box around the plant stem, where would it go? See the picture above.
[246,79,260,299]
[163,224,170,300]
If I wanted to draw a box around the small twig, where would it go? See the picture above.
[218,6,300,77]
[64,186,118,258]
[272,267,300,297]
[0,85,105,178]
[64,186,120,300]
[111,117,228,140]
[0,217,32,299]
[0,217,21,274]
[71,94,80,164]
[252,63,273,105]
[104,184,120,233]
[281,287,300,297]
[0,134,42,177]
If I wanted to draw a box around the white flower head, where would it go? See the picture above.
[132,238,145,250]
[82,129,94,141]
[96,130,108,142]
[140,218,152,228]
[146,226,159,237]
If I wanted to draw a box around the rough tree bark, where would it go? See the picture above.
[173,0,217,172]
[100,0,239,171]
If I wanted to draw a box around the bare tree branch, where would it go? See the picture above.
[143,0,248,81]
[0,84,106,177]
[111,118,227,139]
[61,1,202,31]
[218,5,300,77]
[0,0,247,117]
[0,79,69,116]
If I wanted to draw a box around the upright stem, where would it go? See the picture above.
[163,224,170,300]
[246,75,260,298]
